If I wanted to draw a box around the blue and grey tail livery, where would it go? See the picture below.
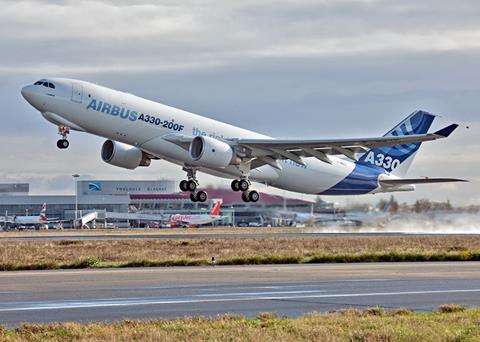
[357,110,435,177]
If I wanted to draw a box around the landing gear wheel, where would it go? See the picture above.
[179,180,188,192]
[187,180,197,192]
[241,192,250,203]
[238,179,250,192]
[190,191,208,203]
[196,190,208,203]
[231,179,240,192]
[56,139,69,149]
[248,190,259,203]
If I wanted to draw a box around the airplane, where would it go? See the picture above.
[21,78,467,203]
[290,212,355,227]
[170,199,225,227]
[284,205,378,226]
[2,203,59,229]
[278,203,342,226]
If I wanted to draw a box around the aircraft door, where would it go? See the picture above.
[71,83,83,103]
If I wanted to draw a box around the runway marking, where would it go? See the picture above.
[121,281,386,291]
[0,280,392,296]
[197,290,327,297]
[1,288,480,312]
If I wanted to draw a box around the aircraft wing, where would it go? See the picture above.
[233,124,458,167]
[164,124,458,168]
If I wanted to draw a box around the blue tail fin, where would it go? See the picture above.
[357,110,435,177]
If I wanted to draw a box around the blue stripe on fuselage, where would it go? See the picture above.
[320,163,385,195]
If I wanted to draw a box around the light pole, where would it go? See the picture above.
[72,174,80,228]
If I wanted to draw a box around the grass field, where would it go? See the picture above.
[1,235,480,270]
[1,306,478,341]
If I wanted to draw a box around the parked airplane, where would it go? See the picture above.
[287,208,390,227]
[21,78,466,203]
[2,203,59,229]
[170,199,225,227]
[291,212,356,227]
[280,204,342,226]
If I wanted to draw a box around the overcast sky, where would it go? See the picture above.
[0,0,478,205]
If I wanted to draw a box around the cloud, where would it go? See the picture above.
[3,0,480,74]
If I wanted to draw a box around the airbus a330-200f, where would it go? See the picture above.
[21,78,466,203]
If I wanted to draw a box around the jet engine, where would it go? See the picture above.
[189,136,237,168]
[101,140,151,170]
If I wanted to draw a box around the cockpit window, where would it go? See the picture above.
[33,80,55,89]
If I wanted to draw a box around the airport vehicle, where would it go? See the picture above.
[21,78,466,203]
[0,214,12,229]
[1,203,59,229]
[170,199,225,227]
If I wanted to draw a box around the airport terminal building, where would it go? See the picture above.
[0,180,333,226]
[0,180,177,220]
[0,182,132,220]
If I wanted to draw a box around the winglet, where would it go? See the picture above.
[434,124,458,137]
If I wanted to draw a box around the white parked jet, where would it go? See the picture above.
[170,199,225,227]
[21,78,466,203]
[3,203,58,229]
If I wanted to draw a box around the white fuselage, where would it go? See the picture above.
[21,78,379,195]
[13,216,46,225]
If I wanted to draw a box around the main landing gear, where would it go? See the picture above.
[231,179,259,203]
[56,125,70,149]
[179,167,208,202]
[229,159,260,203]
[180,161,260,203]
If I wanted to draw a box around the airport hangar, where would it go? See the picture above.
[0,181,335,227]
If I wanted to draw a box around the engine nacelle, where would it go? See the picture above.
[101,140,151,170]
[189,136,235,168]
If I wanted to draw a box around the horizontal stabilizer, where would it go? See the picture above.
[433,124,459,138]
[380,178,468,186]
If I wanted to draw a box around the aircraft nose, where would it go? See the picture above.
[21,84,45,111]
[21,85,34,102]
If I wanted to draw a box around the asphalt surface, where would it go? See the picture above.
[2,232,479,240]
[1,262,480,326]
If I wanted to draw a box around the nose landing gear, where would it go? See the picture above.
[179,166,208,202]
[57,125,70,149]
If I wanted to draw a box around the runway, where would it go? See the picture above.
[1,262,480,326]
